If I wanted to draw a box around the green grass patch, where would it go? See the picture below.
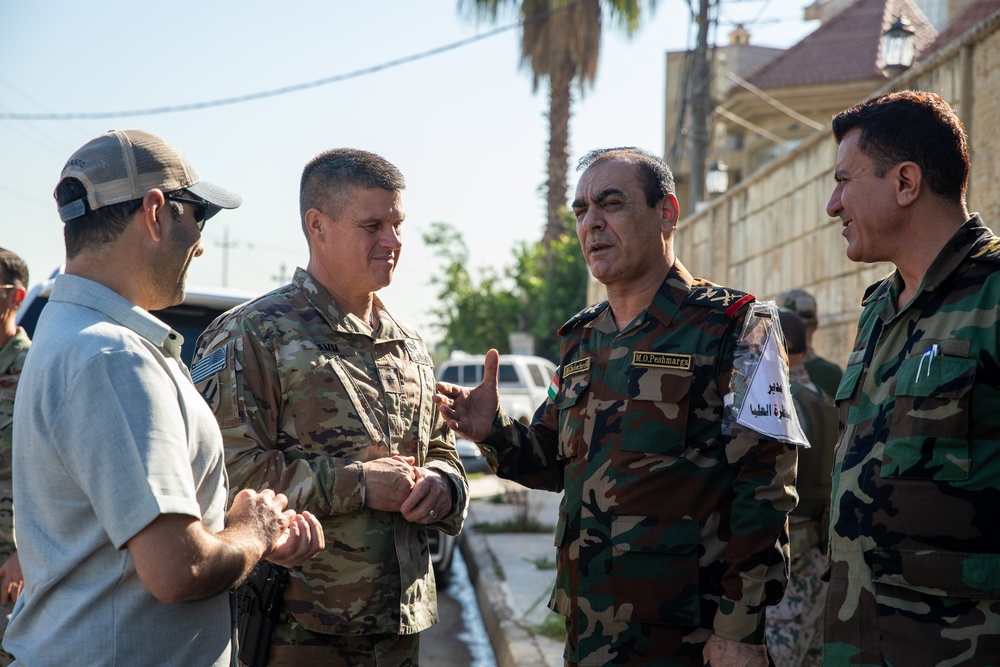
[524,556,556,570]
[467,471,487,481]
[534,612,567,641]
[474,517,552,533]
[486,492,507,504]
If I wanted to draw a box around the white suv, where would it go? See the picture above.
[436,354,557,425]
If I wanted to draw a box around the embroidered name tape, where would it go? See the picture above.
[563,357,591,377]
[404,339,432,365]
[632,351,692,370]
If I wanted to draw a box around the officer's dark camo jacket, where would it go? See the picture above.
[192,268,468,637]
[825,215,1000,666]
[478,260,797,666]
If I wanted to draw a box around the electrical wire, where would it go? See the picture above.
[0,0,596,122]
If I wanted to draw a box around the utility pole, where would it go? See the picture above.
[214,223,253,287]
[688,0,712,214]
[272,263,289,285]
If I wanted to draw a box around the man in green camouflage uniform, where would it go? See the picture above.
[435,147,798,666]
[193,149,467,666]
[767,309,837,667]
[825,91,1000,665]
[0,249,29,667]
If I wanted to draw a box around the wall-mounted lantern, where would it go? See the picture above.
[706,160,730,196]
[882,16,916,78]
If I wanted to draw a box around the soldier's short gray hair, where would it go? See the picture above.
[576,147,675,207]
[299,148,405,231]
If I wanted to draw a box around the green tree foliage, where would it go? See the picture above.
[424,217,587,361]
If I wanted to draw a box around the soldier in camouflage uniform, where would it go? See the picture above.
[0,249,29,667]
[435,147,798,666]
[776,289,844,400]
[767,309,837,667]
[824,91,1000,665]
[193,148,468,666]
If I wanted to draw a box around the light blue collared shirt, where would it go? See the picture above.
[6,274,231,666]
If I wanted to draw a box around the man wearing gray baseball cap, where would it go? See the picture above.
[5,130,324,666]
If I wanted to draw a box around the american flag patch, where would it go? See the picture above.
[547,371,561,401]
[190,347,227,384]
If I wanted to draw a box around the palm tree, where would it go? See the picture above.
[462,0,655,244]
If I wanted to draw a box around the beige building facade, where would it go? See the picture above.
[672,11,1000,368]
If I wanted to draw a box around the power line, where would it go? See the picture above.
[0,4,580,122]
[0,182,52,208]
[747,0,774,28]
[0,75,94,138]
[714,105,792,147]
[725,70,825,131]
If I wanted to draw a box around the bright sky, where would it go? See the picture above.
[0,0,818,344]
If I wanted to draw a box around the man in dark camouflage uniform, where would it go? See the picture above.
[824,90,1000,665]
[193,149,468,666]
[0,249,29,667]
[435,147,798,666]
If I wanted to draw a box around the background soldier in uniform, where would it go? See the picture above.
[435,147,797,667]
[825,90,1000,665]
[0,249,29,667]
[776,288,843,399]
[193,148,468,666]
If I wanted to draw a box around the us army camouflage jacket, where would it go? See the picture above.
[825,215,1000,665]
[0,327,29,555]
[192,268,468,636]
[479,261,796,664]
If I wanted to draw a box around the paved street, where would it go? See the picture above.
[421,549,496,667]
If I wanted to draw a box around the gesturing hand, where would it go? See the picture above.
[228,487,295,555]
[266,511,326,567]
[0,551,23,607]
[433,348,501,443]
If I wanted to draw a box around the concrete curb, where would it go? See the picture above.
[460,522,551,667]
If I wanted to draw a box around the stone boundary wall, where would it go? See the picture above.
[669,12,1000,367]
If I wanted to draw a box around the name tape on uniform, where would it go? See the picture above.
[563,358,591,378]
[632,351,692,370]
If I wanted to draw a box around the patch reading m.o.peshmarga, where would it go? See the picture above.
[632,351,692,370]
[563,357,592,378]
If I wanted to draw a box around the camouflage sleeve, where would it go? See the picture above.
[712,318,797,643]
[193,318,365,517]
[478,401,565,493]
[421,339,468,534]
[423,411,468,536]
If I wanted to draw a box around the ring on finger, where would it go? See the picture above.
[428,509,438,519]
